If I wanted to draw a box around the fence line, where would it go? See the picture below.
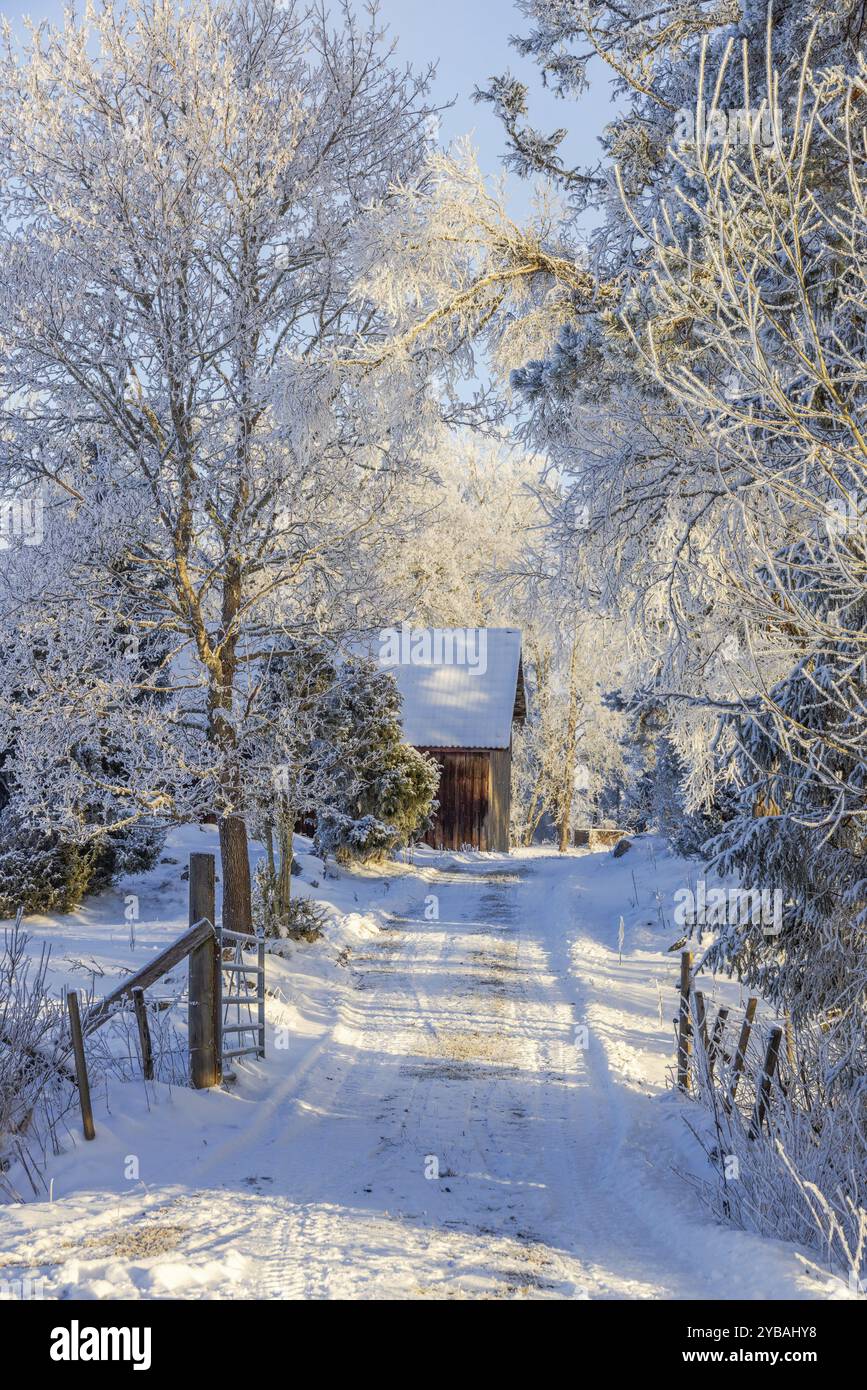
[674,949,789,1139]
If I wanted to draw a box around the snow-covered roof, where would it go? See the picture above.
[375,626,524,750]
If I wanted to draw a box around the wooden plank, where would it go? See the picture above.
[725,996,758,1111]
[84,917,215,1035]
[189,852,222,1088]
[676,950,693,1090]
[488,747,512,852]
[131,986,153,1081]
[481,752,491,849]
[750,1025,783,1138]
[453,751,467,850]
[66,990,95,1140]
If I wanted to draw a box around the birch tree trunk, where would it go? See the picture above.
[210,561,252,933]
[558,625,583,854]
[276,808,294,918]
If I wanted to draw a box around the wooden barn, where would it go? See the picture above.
[380,627,525,853]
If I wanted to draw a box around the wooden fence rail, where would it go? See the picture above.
[750,1024,783,1139]
[82,916,216,1038]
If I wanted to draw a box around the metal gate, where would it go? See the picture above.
[221,928,266,1064]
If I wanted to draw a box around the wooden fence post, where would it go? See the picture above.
[750,1025,783,1139]
[677,950,693,1090]
[708,1006,729,1079]
[188,852,222,1089]
[725,996,757,1112]
[132,986,154,1081]
[694,991,709,1053]
[66,989,95,1140]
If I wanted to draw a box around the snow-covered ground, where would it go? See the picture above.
[0,830,853,1300]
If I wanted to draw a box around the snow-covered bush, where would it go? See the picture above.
[631,734,734,858]
[252,866,325,942]
[315,809,397,864]
[0,919,71,1195]
[89,821,167,895]
[0,810,96,917]
[313,661,439,864]
[0,804,165,918]
[705,687,867,1041]
[365,742,441,855]
[252,850,325,941]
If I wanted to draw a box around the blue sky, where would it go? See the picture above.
[368,0,611,217]
[8,1,614,219]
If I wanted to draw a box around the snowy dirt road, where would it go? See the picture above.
[0,840,841,1300]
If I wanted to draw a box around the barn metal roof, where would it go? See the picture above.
[376,627,524,750]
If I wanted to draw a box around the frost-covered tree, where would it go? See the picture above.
[367,430,545,638]
[470,1,867,773]
[638,50,867,1051]
[0,0,437,929]
[355,2,867,846]
[510,614,627,847]
[355,3,867,755]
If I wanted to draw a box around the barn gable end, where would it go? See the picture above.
[377,628,524,852]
